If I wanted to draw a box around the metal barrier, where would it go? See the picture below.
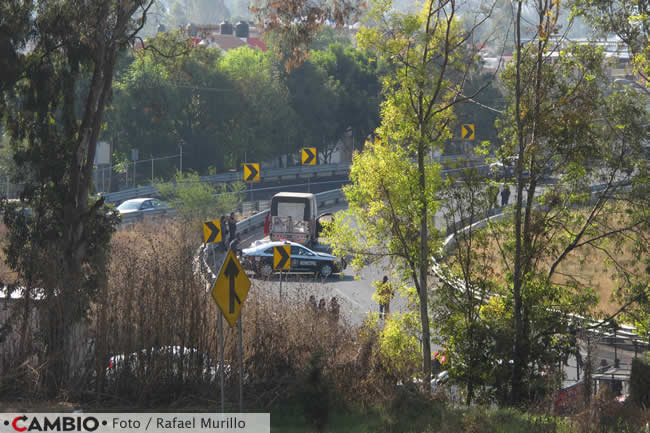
[102,160,487,204]
[102,163,353,204]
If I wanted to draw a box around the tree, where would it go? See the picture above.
[156,171,245,223]
[327,0,490,380]
[108,32,241,176]
[108,36,300,175]
[219,47,300,166]
[251,0,364,71]
[286,57,346,157]
[310,43,384,153]
[433,169,504,405]
[497,0,649,403]
[0,0,152,394]
[571,0,649,81]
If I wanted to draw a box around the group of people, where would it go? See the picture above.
[303,276,393,323]
[488,185,511,209]
[309,295,340,321]
[219,212,241,256]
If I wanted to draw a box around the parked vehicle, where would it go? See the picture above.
[241,240,346,278]
[489,157,529,180]
[267,192,318,245]
[489,160,514,180]
[116,198,169,215]
[105,346,222,383]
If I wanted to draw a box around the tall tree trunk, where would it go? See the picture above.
[418,137,432,381]
[511,0,525,404]
[51,21,118,394]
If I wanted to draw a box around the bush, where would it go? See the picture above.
[297,350,330,432]
[630,358,650,409]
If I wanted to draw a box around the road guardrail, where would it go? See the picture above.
[101,157,487,204]
[102,163,353,204]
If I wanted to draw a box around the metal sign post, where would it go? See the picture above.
[218,310,225,413]
[209,248,251,414]
[238,315,243,412]
[273,245,290,301]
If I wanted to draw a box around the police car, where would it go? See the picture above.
[241,240,346,278]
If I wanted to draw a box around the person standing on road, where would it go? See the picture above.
[376,276,393,320]
[487,184,499,210]
[220,215,229,251]
[500,185,511,207]
[228,212,237,242]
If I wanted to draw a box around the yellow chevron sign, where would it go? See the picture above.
[243,163,260,182]
[461,124,475,140]
[302,148,317,165]
[273,245,291,270]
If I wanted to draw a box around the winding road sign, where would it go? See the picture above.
[243,163,260,182]
[211,249,251,327]
[273,245,291,270]
[302,148,316,165]
[203,220,222,243]
[461,124,475,140]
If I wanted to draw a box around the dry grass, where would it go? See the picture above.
[94,219,396,407]
[1,218,397,407]
[476,233,645,316]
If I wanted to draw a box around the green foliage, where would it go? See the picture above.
[288,42,383,160]
[379,312,422,378]
[156,171,243,222]
[629,358,650,408]
[326,137,441,271]
[220,47,299,166]
[327,0,479,379]
[251,0,364,71]
[570,0,649,80]
[107,33,382,178]
[0,0,145,393]
[481,0,649,403]
[107,31,245,176]
[309,27,354,51]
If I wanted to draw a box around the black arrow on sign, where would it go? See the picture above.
[303,148,315,164]
[462,124,473,139]
[276,246,290,269]
[224,258,242,314]
[205,221,220,243]
[245,164,258,181]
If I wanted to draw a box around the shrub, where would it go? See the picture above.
[630,358,650,409]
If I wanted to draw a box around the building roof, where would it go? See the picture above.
[246,37,268,52]
[212,34,246,51]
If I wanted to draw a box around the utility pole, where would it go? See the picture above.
[179,144,183,174]
[131,148,139,188]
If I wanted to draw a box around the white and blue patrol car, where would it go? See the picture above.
[241,240,346,278]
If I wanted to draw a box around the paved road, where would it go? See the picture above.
[209,201,450,367]
[209,202,402,327]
